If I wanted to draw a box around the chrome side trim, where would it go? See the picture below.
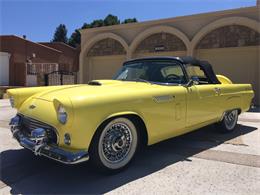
[153,95,175,103]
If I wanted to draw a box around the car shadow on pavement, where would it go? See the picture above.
[0,123,257,194]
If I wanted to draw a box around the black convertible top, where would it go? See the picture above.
[180,56,221,84]
[124,56,220,84]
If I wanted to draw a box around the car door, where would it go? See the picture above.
[185,65,221,128]
[144,60,188,141]
[150,85,187,141]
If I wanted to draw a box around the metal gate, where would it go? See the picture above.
[44,71,77,86]
[26,63,59,86]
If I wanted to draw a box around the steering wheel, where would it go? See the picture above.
[165,74,181,82]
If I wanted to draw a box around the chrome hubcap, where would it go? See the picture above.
[224,110,238,130]
[102,123,132,163]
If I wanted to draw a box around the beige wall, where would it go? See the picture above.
[87,55,126,81]
[80,7,259,45]
[80,6,260,105]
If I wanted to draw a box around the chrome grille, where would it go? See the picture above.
[21,116,52,131]
[19,115,58,144]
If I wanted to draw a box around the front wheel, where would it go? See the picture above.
[90,117,139,172]
[216,109,238,133]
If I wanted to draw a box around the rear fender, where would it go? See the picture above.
[217,75,232,84]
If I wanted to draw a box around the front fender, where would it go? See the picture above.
[104,111,145,123]
[91,111,146,148]
[7,86,73,109]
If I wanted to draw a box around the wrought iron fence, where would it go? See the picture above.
[44,71,77,86]
[26,63,59,75]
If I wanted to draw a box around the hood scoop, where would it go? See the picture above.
[88,80,102,86]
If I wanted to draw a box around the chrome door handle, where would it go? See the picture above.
[214,87,221,94]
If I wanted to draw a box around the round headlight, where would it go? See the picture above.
[9,96,15,108]
[58,105,68,124]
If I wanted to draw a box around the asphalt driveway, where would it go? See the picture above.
[0,99,259,194]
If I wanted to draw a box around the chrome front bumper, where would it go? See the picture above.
[9,115,89,164]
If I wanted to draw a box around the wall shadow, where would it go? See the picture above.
[0,124,257,194]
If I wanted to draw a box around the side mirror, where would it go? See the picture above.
[185,79,194,88]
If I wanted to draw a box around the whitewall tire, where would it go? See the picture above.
[217,109,238,133]
[90,117,139,172]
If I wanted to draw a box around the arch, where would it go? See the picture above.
[81,32,129,58]
[134,32,187,53]
[196,25,260,49]
[79,33,129,83]
[87,38,126,56]
[129,25,190,56]
[191,17,260,54]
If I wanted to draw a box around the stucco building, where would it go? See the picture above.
[80,5,260,105]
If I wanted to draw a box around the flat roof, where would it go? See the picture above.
[80,6,259,34]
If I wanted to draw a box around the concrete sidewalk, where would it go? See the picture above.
[239,112,260,122]
[0,99,11,107]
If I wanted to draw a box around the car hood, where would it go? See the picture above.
[32,80,158,102]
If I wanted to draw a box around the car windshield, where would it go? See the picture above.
[114,60,187,85]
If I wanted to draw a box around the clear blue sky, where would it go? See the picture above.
[0,0,257,42]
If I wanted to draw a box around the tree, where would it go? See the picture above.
[104,14,120,26]
[68,29,81,48]
[55,15,138,48]
[121,18,138,24]
[81,22,91,29]
[90,19,104,28]
[51,24,68,43]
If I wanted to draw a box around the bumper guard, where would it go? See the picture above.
[9,115,89,164]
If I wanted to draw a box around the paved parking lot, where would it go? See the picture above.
[0,99,260,194]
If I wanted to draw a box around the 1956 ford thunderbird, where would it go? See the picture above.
[8,56,254,171]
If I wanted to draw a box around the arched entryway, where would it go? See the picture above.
[80,33,128,83]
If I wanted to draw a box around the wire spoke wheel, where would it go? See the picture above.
[98,118,138,170]
[102,123,132,163]
[224,110,238,130]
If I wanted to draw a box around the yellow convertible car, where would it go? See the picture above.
[8,56,254,171]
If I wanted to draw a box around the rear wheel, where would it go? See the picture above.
[90,117,138,172]
[216,110,238,133]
